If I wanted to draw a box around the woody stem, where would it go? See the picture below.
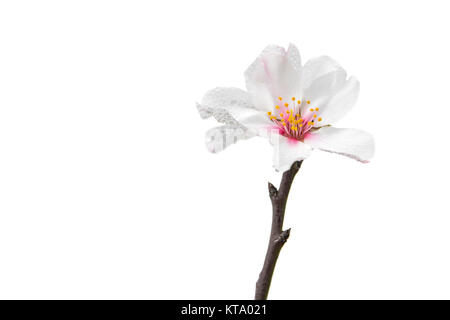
[254,160,303,300]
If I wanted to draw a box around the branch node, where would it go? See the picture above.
[268,182,278,198]
[274,228,291,244]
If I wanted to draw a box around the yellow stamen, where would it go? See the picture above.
[313,114,317,118]
[308,121,313,126]
[275,105,280,109]
[318,117,322,121]
[315,107,319,111]
[284,103,289,107]
[280,113,284,117]
[278,97,283,101]
[310,108,314,112]
[292,126,297,131]
[267,111,272,116]
[297,100,301,104]
[307,100,311,104]
[292,97,296,101]
[270,116,276,120]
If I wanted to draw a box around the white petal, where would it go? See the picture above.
[300,70,347,115]
[302,56,346,89]
[303,71,343,101]
[270,133,312,172]
[229,108,272,132]
[244,44,302,111]
[205,125,255,153]
[197,87,272,134]
[286,43,303,75]
[304,126,374,162]
[316,77,360,125]
[242,80,275,113]
[197,87,255,126]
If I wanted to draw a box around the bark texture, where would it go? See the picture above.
[254,160,303,300]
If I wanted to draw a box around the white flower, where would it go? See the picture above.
[197,44,375,171]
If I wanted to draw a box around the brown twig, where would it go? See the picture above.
[255,160,303,300]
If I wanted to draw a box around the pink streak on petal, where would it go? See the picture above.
[268,125,284,135]
[287,137,299,146]
[302,132,313,140]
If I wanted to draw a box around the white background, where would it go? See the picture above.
[0,0,449,299]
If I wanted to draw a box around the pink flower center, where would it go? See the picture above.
[267,96,323,140]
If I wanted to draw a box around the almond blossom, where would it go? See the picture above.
[197,43,374,171]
